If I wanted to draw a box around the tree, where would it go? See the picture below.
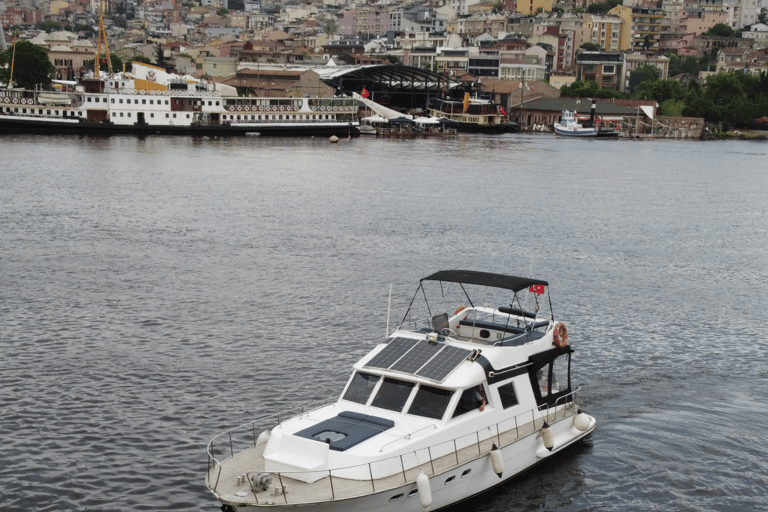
[155,44,168,68]
[35,20,63,33]
[703,23,736,38]
[216,7,229,16]
[580,42,604,52]
[627,65,661,93]
[0,41,55,89]
[667,54,701,77]
[634,79,685,103]
[559,80,627,99]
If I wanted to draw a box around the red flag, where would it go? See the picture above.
[529,284,545,294]
[361,87,369,98]
[499,105,506,116]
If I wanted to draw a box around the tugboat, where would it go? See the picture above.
[206,270,596,512]
[554,100,618,138]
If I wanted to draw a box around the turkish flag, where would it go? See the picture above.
[361,88,369,98]
[529,285,546,294]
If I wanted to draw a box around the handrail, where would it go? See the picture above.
[379,423,437,452]
[206,389,584,499]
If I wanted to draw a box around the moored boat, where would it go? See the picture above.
[206,270,596,512]
[428,97,519,134]
[0,66,360,138]
[554,101,618,138]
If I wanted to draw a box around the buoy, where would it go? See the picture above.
[329,135,339,143]
[541,421,554,452]
[416,471,432,510]
[256,430,270,445]
[573,408,591,432]
[490,443,504,478]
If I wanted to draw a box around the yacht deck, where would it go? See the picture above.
[208,410,574,507]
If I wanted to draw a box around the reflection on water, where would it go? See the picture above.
[1,134,767,511]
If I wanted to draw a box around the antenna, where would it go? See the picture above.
[385,284,392,338]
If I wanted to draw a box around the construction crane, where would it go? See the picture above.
[94,0,112,78]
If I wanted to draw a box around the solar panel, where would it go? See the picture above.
[364,337,471,382]
[365,337,419,370]
[390,340,443,374]
[416,345,471,381]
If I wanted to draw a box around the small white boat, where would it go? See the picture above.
[206,270,596,512]
[554,101,618,138]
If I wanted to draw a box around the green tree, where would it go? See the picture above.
[559,80,627,99]
[216,7,229,16]
[703,23,736,38]
[586,0,621,14]
[658,99,686,116]
[634,79,686,103]
[155,44,168,68]
[627,65,661,93]
[580,42,604,52]
[667,54,701,77]
[35,20,63,33]
[0,40,55,89]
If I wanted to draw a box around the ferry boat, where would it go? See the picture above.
[0,67,360,138]
[206,270,596,512]
[427,97,519,133]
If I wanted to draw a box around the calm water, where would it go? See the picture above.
[1,133,767,512]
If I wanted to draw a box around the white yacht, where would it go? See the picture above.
[206,270,596,512]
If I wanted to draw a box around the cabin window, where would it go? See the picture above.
[343,372,379,404]
[452,386,485,418]
[551,355,569,394]
[537,364,551,397]
[371,378,414,412]
[407,385,453,420]
[497,381,519,409]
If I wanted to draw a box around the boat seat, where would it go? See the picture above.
[458,320,526,335]
[294,412,394,452]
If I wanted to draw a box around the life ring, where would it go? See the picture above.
[279,105,285,111]
[258,106,263,111]
[3,97,9,103]
[552,322,568,348]
[229,106,235,111]
[237,106,243,111]
[454,305,466,316]
[244,105,250,111]
[12,98,19,104]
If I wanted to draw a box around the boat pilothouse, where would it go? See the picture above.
[206,270,596,512]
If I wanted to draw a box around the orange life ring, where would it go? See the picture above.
[454,305,466,316]
[552,322,568,348]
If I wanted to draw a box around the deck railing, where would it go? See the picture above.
[206,389,582,505]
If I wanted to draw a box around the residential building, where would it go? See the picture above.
[575,50,623,90]
[630,6,665,51]
[583,14,623,52]
[435,47,469,76]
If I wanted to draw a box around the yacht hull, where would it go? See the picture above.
[220,415,595,512]
[0,115,361,138]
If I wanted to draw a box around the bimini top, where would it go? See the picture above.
[421,270,548,293]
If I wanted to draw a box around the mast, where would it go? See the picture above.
[94,0,113,78]
[8,31,17,89]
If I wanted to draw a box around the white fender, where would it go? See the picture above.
[416,471,432,510]
[490,443,504,478]
[573,409,591,432]
[541,422,554,452]
[256,430,270,445]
